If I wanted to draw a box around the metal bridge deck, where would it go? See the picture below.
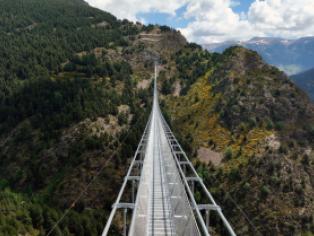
[128,69,199,236]
[102,65,236,236]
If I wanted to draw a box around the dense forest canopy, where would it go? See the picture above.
[0,0,140,99]
[0,0,150,235]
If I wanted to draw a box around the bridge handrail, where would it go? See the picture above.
[101,112,152,236]
[159,112,237,236]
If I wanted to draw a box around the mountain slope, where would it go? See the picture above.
[0,0,190,235]
[0,0,313,235]
[0,0,150,235]
[204,37,314,75]
[164,46,314,235]
[291,67,314,101]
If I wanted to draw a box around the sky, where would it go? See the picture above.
[85,0,314,44]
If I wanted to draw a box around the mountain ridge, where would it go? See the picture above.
[291,67,314,101]
[164,45,314,235]
[204,36,314,76]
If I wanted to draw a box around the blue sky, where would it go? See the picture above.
[86,0,314,44]
[137,1,254,28]
[232,0,253,14]
[136,4,190,28]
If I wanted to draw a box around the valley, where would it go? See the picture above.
[0,0,313,235]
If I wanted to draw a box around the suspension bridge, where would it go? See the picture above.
[102,65,237,236]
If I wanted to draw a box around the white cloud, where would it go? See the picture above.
[85,0,314,44]
[86,0,187,21]
[248,0,314,38]
[181,0,314,44]
[180,0,260,43]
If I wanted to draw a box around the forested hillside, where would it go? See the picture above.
[0,0,313,235]
[0,0,137,97]
[0,0,150,235]
[164,46,314,235]
[0,0,190,235]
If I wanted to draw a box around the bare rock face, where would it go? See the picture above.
[264,134,280,150]
[139,27,187,55]
[137,79,151,90]
[197,147,223,166]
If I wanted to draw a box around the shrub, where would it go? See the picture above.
[30,205,44,228]
[118,113,128,125]
[309,125,314,140]
[270,176,280,186]
[278,143,288,154]
[266,119,274,130]
[63,62,76,72]
[159,25,172,32]
[224,147,233,160]
[301,154,310,166]
[0,179,8,190]
[84,136,103,150]
[243,182,250,191]
[261,185,271,197]
[248,117,257,128]
[229,168,240,181]
[275,121,284,130]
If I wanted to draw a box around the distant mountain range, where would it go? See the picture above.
[291,67,314,100]
[204,37,314,75]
